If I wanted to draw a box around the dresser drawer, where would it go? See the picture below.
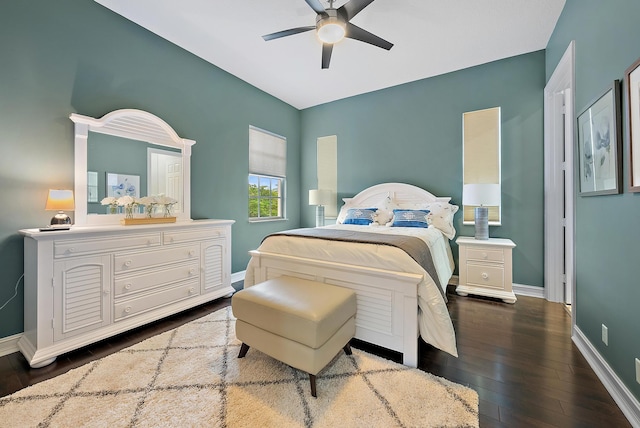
[54,233,161,258]
[466,247,504,263]
[114,262,199,297]
[466,263,505,289]
[114,245,199,273]
[163,227,226,245]
[114,280,200,321]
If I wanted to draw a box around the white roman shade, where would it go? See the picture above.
[249,126,286,177]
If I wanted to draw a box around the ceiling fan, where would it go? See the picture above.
[262,0,393,69]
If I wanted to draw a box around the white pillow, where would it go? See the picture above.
[424,202,458,239]
[395,200,458,239]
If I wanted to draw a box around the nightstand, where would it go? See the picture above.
[456,237,517,304]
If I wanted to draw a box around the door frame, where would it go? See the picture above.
[544,41,575,317]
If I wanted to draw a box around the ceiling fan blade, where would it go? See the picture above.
[345,23,393,50]
[262,26,315,41]
[305,0,326,15]
[338,0,375,20]
[321,43,333,69]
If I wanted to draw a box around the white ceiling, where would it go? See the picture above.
[94,0,566,110]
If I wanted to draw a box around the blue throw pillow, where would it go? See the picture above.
[343,208,378,225]
[391,209,430,228]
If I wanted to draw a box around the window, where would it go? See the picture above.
[248,126,286,220]
[87,171,98,203]
[462,107,501,225]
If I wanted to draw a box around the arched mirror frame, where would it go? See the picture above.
[70,109,195,226]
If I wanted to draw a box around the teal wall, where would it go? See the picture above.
[0,0,300,338]
[546,0,640,401]
[300,51,546,286]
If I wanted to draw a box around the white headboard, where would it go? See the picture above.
[342,182,452,207]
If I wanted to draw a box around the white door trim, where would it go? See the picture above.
[544,41,575,312]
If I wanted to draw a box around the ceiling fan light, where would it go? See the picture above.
[317,21,345,44]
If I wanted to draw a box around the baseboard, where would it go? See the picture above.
[0,333,21,358]
[231,270,246,284]
[512,283,545,299]
[573,326,640,427]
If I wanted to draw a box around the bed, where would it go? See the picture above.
[244,182,458,367]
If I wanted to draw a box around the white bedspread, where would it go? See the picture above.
[244,224,458,357]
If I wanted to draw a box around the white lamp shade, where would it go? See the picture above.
[462,184,501,207]
[309,189,331,206]
[45,189,75,211]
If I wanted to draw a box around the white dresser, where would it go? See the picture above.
[456,236,517,304]
[18,220,234,368]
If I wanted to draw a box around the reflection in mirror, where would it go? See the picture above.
[86,132,181,215]
[462,107,501,225]
[71,109,194,226]
[87,171,98,203]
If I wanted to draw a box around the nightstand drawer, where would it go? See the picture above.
[466,263,505,289]
[467,248,504,263]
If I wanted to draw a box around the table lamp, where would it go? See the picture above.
[309,189,331,227]
[462,184,500,240]
[45,189,75,228]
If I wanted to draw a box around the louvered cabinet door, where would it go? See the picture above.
[200,239,227,294]
[53,255,111,342]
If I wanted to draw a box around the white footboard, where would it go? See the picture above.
[248,250,422,367]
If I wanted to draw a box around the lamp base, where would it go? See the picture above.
[315,205,325,228]
[474,207,489,240]
[51,211,72,226]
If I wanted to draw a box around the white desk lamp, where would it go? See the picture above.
[462,184,500,240]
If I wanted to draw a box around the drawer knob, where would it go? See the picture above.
[124,306,132,314]
[68,247,75,253]
[125,260,132,267]
[188,249,196,256]
[481,272,489,280]
[124,283,131,290]
[189,287,195,295]
[482,252,488,259]
[189,268,196,276]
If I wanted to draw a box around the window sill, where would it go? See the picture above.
[248,218,288,224]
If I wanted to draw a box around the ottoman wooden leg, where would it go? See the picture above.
[309,374,317,398]
[238,343,250,358]
[344,343,352,355]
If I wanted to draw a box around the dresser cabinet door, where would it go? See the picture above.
[53,255,111,342]
[201,239,226,294]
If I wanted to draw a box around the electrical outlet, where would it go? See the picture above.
[602,324,608,346]
[636,358,640,384]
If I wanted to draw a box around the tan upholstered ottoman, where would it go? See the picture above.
[231,276,356,397]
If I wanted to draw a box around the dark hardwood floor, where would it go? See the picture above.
[0,283,631,427]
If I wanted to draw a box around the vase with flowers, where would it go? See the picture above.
[157,195,178,218]
[138,196,158,218]
[117,195,137,219]
[101,196,119,214]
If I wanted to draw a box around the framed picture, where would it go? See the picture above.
[576,80,622,196]
[625,57,640,192]
[106,173,140,198]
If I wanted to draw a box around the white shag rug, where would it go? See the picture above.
[0,307,478,427]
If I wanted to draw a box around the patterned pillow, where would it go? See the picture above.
[391,209,430,228]
[343,208,378,225]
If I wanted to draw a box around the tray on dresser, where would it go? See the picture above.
[120,216,177,226]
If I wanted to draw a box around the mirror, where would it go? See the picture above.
[71,109,194,226]
[462,107,501,225]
